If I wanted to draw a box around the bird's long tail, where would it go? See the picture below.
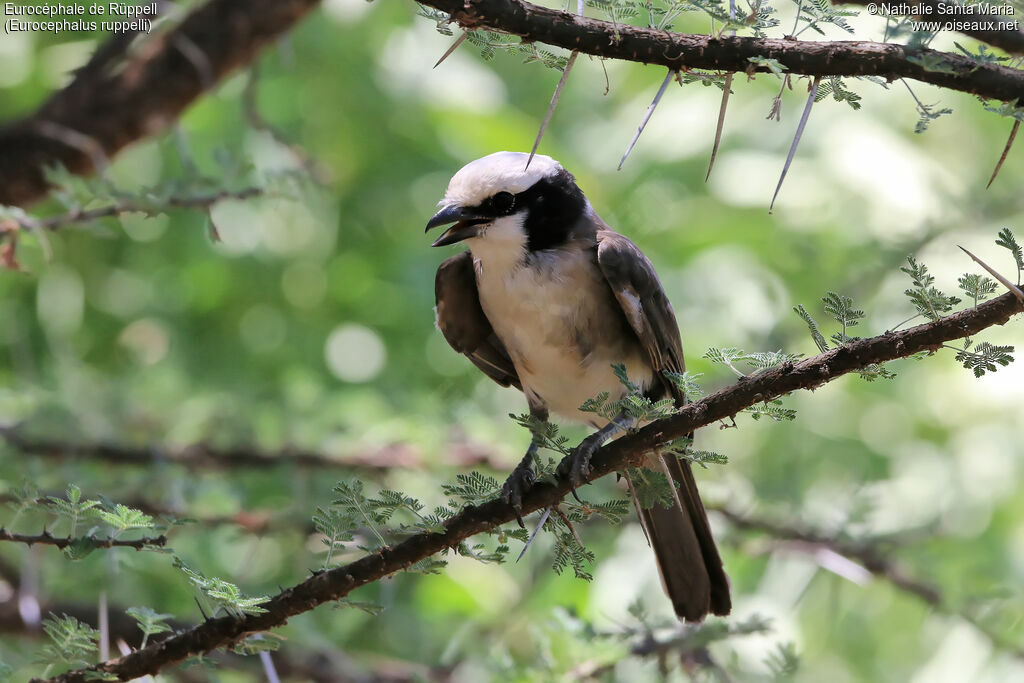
[626,452,731,622]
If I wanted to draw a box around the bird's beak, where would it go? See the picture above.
[425,205,489,247]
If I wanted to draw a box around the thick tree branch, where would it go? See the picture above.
[420,0,1024,102]
[838,0,1024,56]
[40,290,1022,682]
[0,529,166,551]
[0,0,322,208]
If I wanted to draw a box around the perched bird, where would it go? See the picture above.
[426,151,730,621]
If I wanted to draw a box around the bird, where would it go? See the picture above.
[425,151,730,621]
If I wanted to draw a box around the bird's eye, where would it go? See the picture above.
[492,191,515,214]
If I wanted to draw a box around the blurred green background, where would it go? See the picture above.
[1,0,1023,680]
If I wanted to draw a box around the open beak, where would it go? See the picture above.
[425,205,489,247]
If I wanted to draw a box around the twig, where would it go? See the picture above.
[41,287,1024,683]
[0,529,166,551]
[0,426,503,473]
[13,188,263,234]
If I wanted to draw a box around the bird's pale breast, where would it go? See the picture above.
[472,243,652,425]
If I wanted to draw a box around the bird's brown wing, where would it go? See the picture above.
[596,229,731,621]
[435,251,521,391]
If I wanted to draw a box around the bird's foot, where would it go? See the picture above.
[501,460,536,528]
[556,433,604,499]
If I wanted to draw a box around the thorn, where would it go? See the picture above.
[958,245,1024,303]
[516,506,552,562]
[705,73,733,182]
[433,32,467,69]
[986,119,1019,190]
[770,76,821,213]
[618,69,675,171]
[526,50,579,171]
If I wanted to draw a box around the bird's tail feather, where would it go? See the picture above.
[626,453,731,621]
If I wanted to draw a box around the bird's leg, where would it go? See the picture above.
[557,411,635,493]
[501,403,548,527]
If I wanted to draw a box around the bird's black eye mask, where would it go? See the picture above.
[467,169,587,251]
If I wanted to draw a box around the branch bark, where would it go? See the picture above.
[0,0,322,208]
[39,289,1023,682]
[0,529,166,551]
[0,427,499,472]
[419,0,1024,102]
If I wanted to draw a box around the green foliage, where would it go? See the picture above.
[745,399,797,422]
[663,370,704,399]
[793,304,830,352]
[578,363,676,422]
[94,504,155,533]
[901,256,961,321]
[983,99,1024,122]
[958,273,998,307]
[822,291,864,342]
[796,0,857,36]
[564,499,632,524]
[173,558,269,617]
[995,227,1023,284]
[442,471,502,507]
[954,339,1015,377]
[463,31,569,70]
[34,614,100,674]
[912,99,954,134]
[704,347,801,376]
[815,77,862,110]
[511,413,574,455]
[415,4,454,35]
[625,467,677,510]
[550,527,596,581]
[749,56,788,77]
[765,642,801,678]
[125,606,174,649]
[953,42,1008,67]
[232,635,281,656]
[906,53,957,75]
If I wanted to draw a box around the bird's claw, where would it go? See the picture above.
[501,462,536,528]
[557,434,603,496]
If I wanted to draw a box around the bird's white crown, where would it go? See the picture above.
[441,152,562,208]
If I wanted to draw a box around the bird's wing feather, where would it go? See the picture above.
[597,228,731,620]
[435,251,522,390]
[595,229,685,402]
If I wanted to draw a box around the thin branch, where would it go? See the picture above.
[41,287,1024,683]
[420,0,1024,102]
[709,504,941,605]
[0,427,502,473]
[0,0,322,208]
[0,529,167,551]
[12,188,262,234]
[711,504,1024,660]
